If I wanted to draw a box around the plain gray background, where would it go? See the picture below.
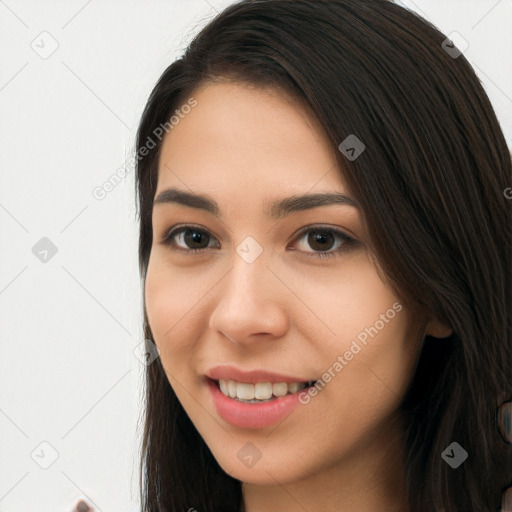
[0,1,510,511]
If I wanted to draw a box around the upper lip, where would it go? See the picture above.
[206,365,315,384]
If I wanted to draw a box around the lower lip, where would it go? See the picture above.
[206,377,306,429]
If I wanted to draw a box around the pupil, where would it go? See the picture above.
[309,230,333,251]
[185,230,208,248]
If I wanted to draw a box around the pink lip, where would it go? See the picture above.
[206,377,306,429]
[206,364,313,384]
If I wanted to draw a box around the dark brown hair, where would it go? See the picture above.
[134,1,512,510]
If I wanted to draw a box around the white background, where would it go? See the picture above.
[0,1,510,511]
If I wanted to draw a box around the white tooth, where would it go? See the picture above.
[272,382,288,397]
[288,382,301,394]
[228,380,237,398]
[219,379,229,396]
[220,379,308,400]
[236,382,255,400]
[254,382,273,400]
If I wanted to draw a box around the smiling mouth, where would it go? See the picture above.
[211,378,317,403]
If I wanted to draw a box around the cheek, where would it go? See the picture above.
[286,253,403,348]
[144,256,215,360]
[144,258,191,350]
[306,308,418,468]
[321,312,417,445]
[303,258,417,409]
[145,260,173,337]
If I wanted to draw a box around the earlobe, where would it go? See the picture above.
[425,319,453,339]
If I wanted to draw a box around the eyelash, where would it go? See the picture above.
[160,224,357,260]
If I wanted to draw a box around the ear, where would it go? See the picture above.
[425,319,453,338]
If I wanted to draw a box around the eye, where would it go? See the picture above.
[290,225,357,259]
[161,225,219,253]
[160,224,358,259]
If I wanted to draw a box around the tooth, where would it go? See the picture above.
[219,379,229,395]
[228,380,237,398]
[218,379,311,400]
[272,382,288,397]
[237,382,255,400]
[254,382,273,400]
[288,382,301,393]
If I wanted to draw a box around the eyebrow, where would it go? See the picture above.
[153,187,359,220]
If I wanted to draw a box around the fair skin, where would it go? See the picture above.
[145,80,452,512]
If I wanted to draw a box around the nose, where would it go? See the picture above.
[208,251,291,345]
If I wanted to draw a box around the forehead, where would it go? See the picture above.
[156,81,347,196]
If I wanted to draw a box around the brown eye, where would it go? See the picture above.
[181,229,210,249]
[161,224,358,259]
[306,230,337,251]
[162,226,219,252]
[292,226,357,260]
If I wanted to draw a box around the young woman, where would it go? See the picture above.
[134,1,512,510]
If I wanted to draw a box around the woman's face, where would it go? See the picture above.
[145,81,434,499]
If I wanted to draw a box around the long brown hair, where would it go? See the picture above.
[134,1,512,510]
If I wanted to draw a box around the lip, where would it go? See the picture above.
[206,364,313,384]
[206,377,309,429]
